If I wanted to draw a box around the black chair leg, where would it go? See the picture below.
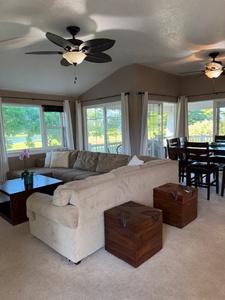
[221,167,225,196]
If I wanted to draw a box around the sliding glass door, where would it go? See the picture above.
[84,102,122,153]
[147,101,176,158]
[215,100,225,135]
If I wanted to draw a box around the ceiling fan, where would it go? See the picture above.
[182,52,225,79]
[25,26,116,66]
[204,52,225,78]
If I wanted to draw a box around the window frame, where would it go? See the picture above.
[83,101,122,153]
[147,100,177,158]
[2,102,65,157]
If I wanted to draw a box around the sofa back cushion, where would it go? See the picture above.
[69,150,79,168]
[74,151,99,171]
[35,158,45,168]
[96,153,129,173]
[52,172,116,206]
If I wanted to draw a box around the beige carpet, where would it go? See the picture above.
[0,188,225,300]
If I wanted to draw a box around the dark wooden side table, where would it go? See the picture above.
[0,175,63,225]
[153,183,198,228]
[104,201,162,268]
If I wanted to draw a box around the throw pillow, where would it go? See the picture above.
[50,151,70,168]
[44,152,52,167]
[128,155,144,166]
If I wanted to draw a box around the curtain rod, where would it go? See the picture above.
[187,91,225,98]
[80,92,129,102]
[2,95,65,103]
[138,92,176,98]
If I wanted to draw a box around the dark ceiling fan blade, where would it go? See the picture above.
[46,32,75,51]
[60,58,72,66]
[179,70,204,75]
[79,39,115,53]
[85,52,112,63]
[25,51,63,55]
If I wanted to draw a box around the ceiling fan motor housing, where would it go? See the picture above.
[205,61,223,70]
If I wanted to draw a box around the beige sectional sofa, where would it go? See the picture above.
[26,152,178,264]
[7,150,156,182]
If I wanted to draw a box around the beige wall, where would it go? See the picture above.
[79,64,179,154]
[180,74,225,102]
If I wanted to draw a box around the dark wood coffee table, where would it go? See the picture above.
[0,175,63,225]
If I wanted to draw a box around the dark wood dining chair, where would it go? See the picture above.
[185,142,219,200]
[215,135,225,143]
[211,135,225,171]
[178,136,188,147]
[167,138,186,182]
[167,138,179,160]
[214,137,225,195]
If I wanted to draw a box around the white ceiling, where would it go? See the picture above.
[1,0,225,97]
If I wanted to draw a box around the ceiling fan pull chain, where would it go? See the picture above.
[74,68,77,84]
[212,78,216,92]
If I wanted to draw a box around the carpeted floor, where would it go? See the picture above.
[0,187,225,300]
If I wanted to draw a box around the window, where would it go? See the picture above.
[2,104,64,153]
[43,111,63,147]
[215,100,225,135]
[188,101,213,142]
[84,102,122,153]
[147,101,176,158]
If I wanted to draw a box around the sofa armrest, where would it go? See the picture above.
[26,192,79,229]
[69,178,129,224]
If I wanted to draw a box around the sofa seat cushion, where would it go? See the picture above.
[27,192,79,229]
[52,169,100,182]
[96,153,129,173]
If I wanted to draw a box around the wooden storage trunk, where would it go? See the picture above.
[104,201,162,268]
[153,183,198,228]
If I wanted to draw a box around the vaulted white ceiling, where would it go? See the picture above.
[1,0,225,97]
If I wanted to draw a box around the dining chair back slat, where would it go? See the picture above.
[185,142,219,200]
[215,135,225,143]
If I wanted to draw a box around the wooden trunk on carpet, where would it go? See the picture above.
[153,183,198,228]
[104,201,162,268]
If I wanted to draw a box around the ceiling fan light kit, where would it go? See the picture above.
[62,52,86,65]
[205,69,223,79]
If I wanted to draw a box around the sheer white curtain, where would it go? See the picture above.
[63,100,74,150]
[75,101,84,150]
[0,97,9,182]
[175,95,189,137]
[139,91,149,155]
[121,92,131,155]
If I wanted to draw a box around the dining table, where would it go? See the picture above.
[168,142,225,163]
